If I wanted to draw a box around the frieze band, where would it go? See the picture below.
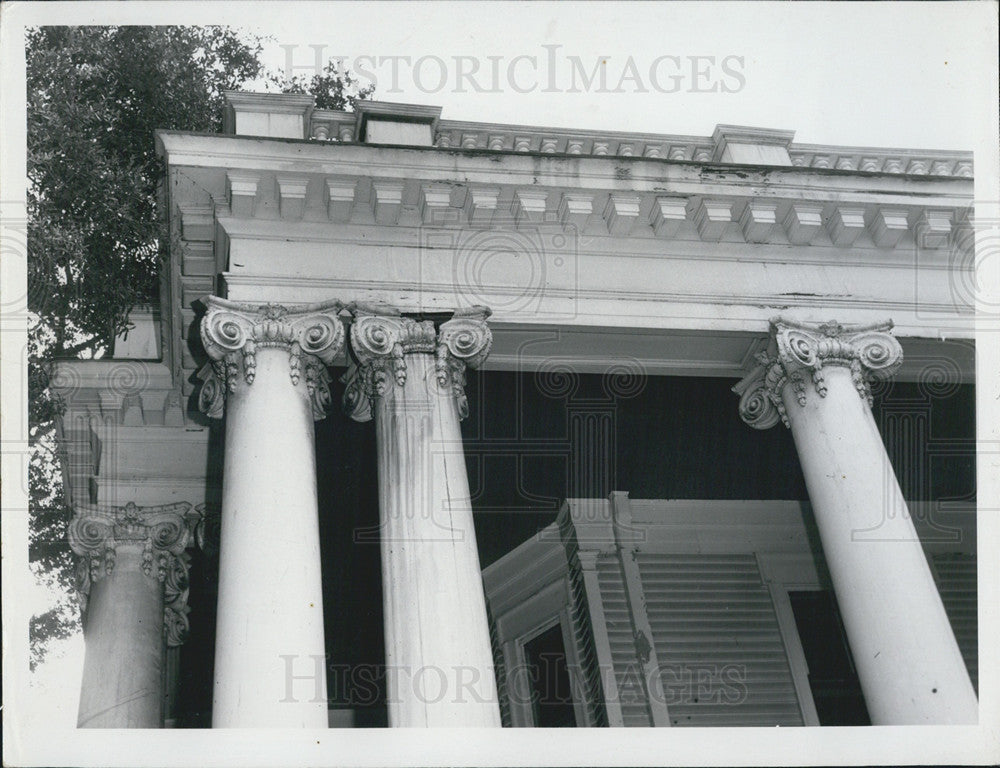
[733,317,903,429]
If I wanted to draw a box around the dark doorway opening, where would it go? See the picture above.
[523,623,577,727]
[788,590,871,725]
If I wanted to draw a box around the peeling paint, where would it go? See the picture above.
[633,628,652,665]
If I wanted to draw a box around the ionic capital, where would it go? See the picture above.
[436,307,493,418]
[733,317,902,429]
[69,501,202,646]
[194,502,221,558]
[197,297,345,420]
[344,304,492,421]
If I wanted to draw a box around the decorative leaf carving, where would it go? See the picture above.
[344,305,492,422]
[68,502,201,646]
[733,317,903,429]
[197,297,346,421]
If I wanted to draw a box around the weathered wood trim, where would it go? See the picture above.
[609,492,672,727]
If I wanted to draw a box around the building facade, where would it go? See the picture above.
[484,495,976,728]
[53,92,978,728]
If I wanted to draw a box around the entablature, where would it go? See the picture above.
[50,360,218,509]
[154,101,978,420]
[157,130,974,275]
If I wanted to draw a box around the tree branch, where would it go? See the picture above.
[50,334,103,359]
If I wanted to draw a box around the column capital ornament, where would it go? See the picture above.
[344,304,492,421]
[733,317,902,430]
[194,503,221,559]
[68,502,202,646]
[198,297,345,420]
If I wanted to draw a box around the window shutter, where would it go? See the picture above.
[637,553,803,727]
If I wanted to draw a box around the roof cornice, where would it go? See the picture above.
[218,93,973,177]
[156,131,974,198]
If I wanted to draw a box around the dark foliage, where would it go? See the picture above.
[26,25,372,668]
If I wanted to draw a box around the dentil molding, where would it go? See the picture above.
[732,317,903,430]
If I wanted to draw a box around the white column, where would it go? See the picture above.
[199,298,345,728]
[734,318,977,725]
[344,304,501,727]
[69,501,199,727]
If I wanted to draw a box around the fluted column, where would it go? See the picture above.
[70,501,200,727]
[344,304,501,727]
[199,298,345,727]
[733,318,977,724]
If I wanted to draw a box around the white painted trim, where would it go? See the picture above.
[510,614,562,727]
[756,552,827,727]
[767,584,822,727]
[482,530,567,617]
[610,493,672,727]
[496,579,589,728]
[157,133,974,204]
[556,606,592,729]
[577,551,625,727]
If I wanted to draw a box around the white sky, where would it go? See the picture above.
[241,1,995,151]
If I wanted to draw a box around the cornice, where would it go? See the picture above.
[157,135,973,262]
[157,131,974,192]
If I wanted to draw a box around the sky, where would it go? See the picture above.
[3,0,999,761]
[239,1,995,152]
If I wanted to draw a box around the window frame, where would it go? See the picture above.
[755,552,827,727]
[496,577,589,727]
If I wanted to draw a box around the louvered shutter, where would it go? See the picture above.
[486,603,512,727]
[566,555,609,726]
[596,554,653,726]
[637,553,804,727]
[932,553,977,691]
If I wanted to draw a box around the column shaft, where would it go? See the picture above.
[374,353,500,726]
[199,297,344,728]
[213,347,328,727]
[78,544,164,727]
[734,317,977,725]
[782,365,977,724]
[347,306,501,726]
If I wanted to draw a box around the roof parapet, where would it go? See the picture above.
[353,100,443,146]
[223,91,315,139]
[712,125,796,165]
[215,91,972,177]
